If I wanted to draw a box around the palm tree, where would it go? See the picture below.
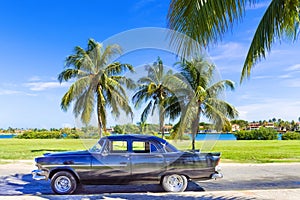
[132,57,174,139]
[167,0,300,82]
[137,121,149,134]
[171,56,238,150]
[58,39,135,138]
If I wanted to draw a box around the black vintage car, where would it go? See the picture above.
[32,134,223,194]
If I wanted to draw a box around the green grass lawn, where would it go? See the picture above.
[169,140,300,163]
[0,139,299,163]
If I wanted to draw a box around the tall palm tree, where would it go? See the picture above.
[167,0,300,82]
[58,39,135,138]
[132,57,174,139]
[170,56,238,150]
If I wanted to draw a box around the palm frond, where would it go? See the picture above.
[207,80,235,97]
[164,96,182,120]
[65,45,95,74]
[132,86,151,108]
[241,0,300,82]
[98,44,122,68]
[80,86,95,125]
[167,0,251,57]
[58,69,79,83]
[204,98,238,130]
[60,85,75,111]
[106,63,134,76]
[138,76,155,85]
[141,101,153,122]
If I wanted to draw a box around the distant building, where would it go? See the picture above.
[106,128,114,134]
[295,122,300,131]
[277,127,287,133]
[264,122,275,129]
[247,122,261,130]
[163,125,173,134]
[231,124,240,132]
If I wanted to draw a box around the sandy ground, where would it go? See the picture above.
[0,160,299,200]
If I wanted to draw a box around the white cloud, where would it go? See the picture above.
[25,81,70,91]
[252,75,272,80]
[281,78,300,88]
[286,64,300,71]
[237,98,300,121]
[0,89,21,95]
[0,89,36,96]
[210,42,246,61]
[278,74,292,79]
[28,76,42,82]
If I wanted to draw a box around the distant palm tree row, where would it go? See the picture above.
[58,39,238,149]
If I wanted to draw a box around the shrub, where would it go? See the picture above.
[282,132,300,140]
[65,133,80,139]
[253,127,278,140]
[234,130,258,140]
[234,127,277,140]
[16,131,62,139]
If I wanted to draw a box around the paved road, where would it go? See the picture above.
[0,161,299,199]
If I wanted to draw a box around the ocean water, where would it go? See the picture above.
[193,133,237,141]
[193,133,282,140]
[0,134,15,139]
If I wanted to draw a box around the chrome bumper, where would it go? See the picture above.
[211,172,223,179]
[32,169,49,180]
[211,165,223,180]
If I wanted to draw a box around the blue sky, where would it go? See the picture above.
[0,0,299,129]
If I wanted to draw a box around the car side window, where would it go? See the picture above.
[132,141,159,153]
[109,140,128,153]
[132,141,149,153]
[150,143,159,153]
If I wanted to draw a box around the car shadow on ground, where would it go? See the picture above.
[0,173,255,200]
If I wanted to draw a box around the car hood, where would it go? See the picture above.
[43,150,90,157]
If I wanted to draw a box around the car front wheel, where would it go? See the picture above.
[161,174,188,192]
[51,171,77,195]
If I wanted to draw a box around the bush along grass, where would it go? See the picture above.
[16,130,80,139]
[282,132,300,140]
[234,127,278,140]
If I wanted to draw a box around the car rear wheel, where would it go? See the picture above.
[161,174,188,192]
[51,171,77,195]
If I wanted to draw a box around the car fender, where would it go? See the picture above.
[48,166,80,183]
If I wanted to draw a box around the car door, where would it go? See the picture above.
[130,140,165,181]
[91,139,131,183]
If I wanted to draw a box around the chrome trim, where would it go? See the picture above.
[43,164,89,168]
[32,169,49,180]
[211,172,223,179]
[54,175,72,193]
[215,165,222,172]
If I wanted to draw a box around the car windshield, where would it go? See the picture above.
[89,139,105,153]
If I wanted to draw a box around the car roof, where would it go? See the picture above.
[104,134,167,143]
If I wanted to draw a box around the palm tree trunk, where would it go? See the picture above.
[97,114,103,138]
[191,105,201,150]
[159,105,165,139]
[97,96,103,138]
